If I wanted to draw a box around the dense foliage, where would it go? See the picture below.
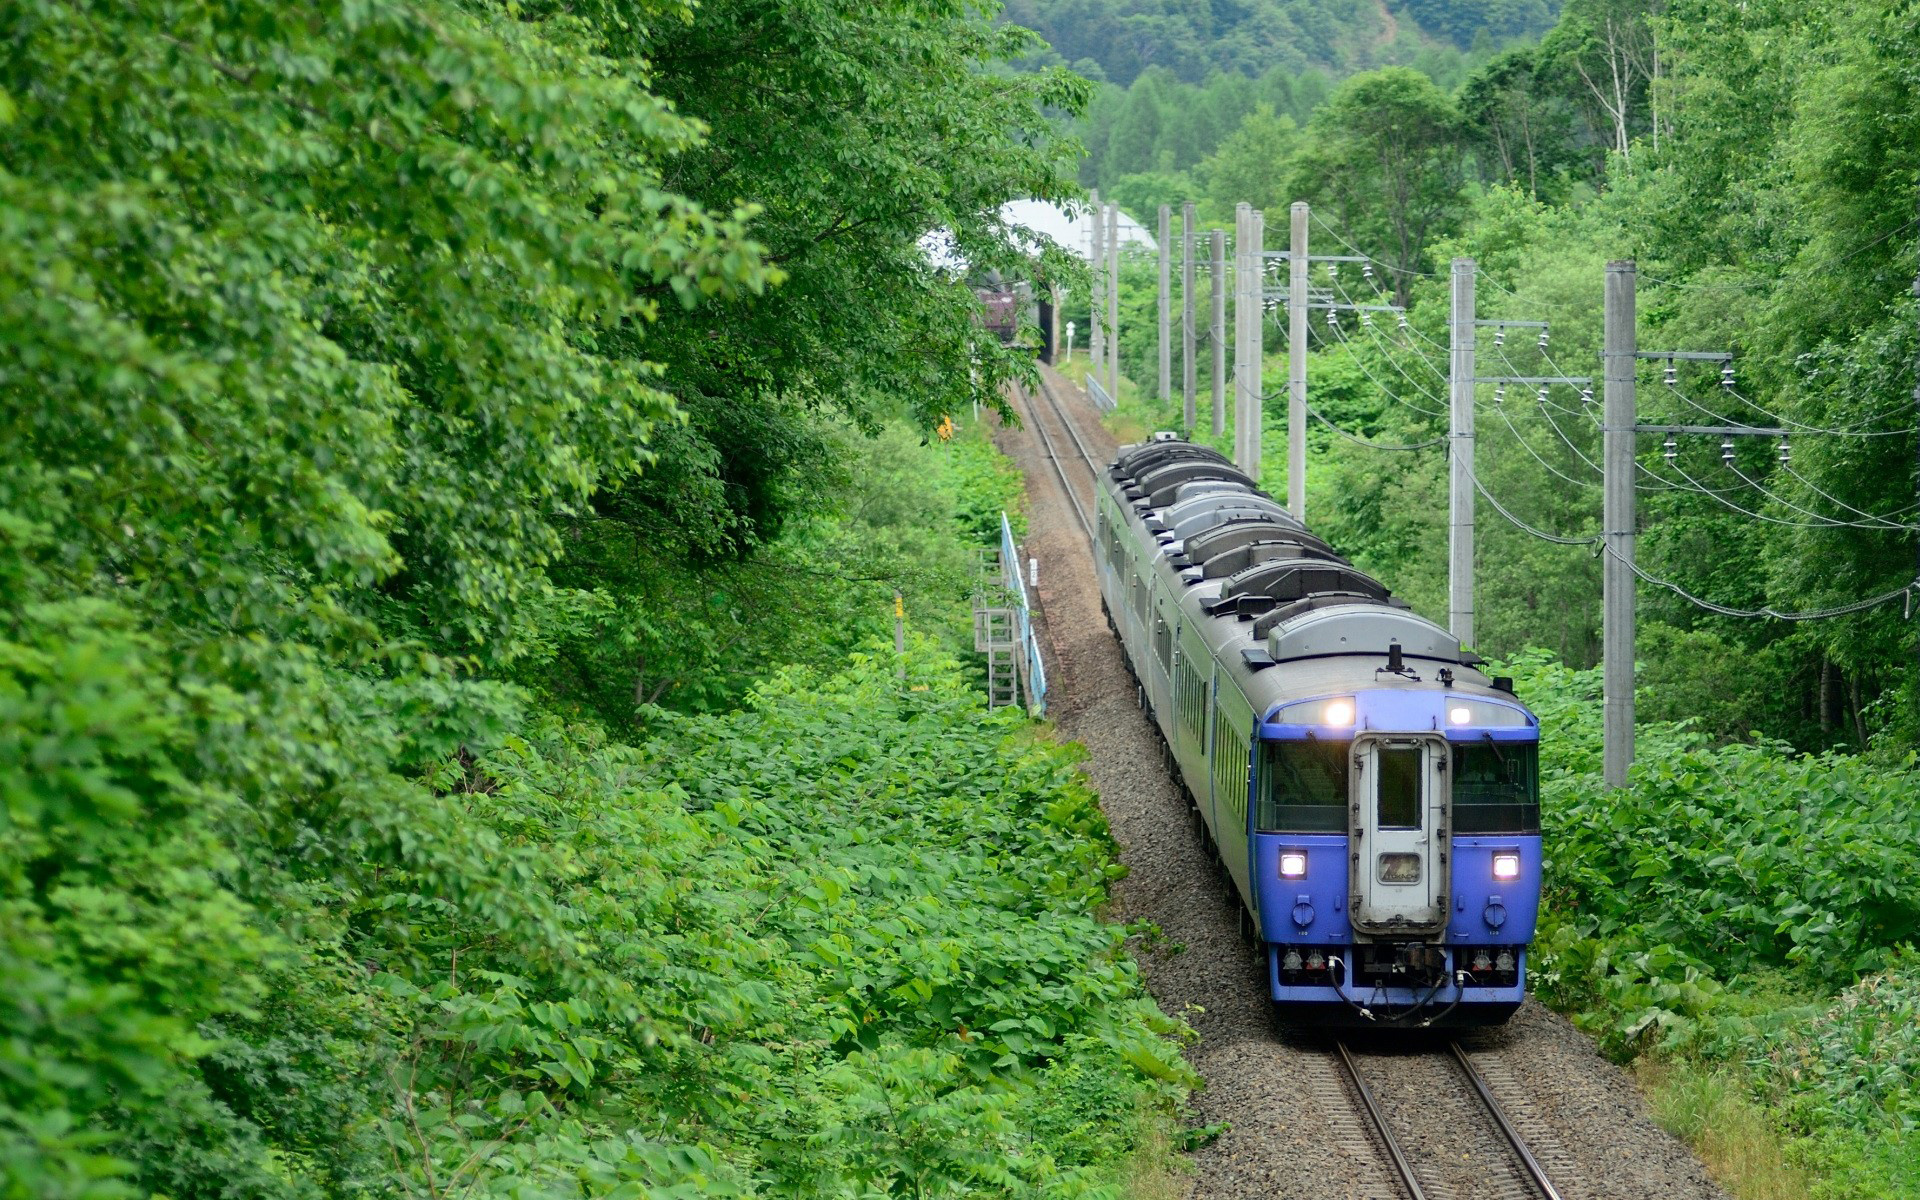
[1492,653,1920,1195]
[1002,0,1558,87]
[0,0,1198,1196]
[1088,0,1920,752]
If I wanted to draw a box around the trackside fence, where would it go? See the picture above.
[1001,513,1048,712]
[1085,374,1117,413]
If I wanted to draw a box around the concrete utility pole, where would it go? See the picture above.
[1248,207,1265,480]
[1182,202,1197,431]
[1088,190,1102,372]
[1107,203,1121,402]
[1210,229,1227,438]
[1449,257,1477,647]
[1287,202,1309,518]
[1602,260,1638,789]
[1158,204,1172,408]
[1233,204,1251,472]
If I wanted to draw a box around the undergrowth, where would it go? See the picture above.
[1500,651,1920,1198]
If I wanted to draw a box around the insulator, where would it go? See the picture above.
[1327,263,1339,280]
[1494,329,1506,347]
[1361,263,1374,281]
[1495,384,1506,404]
[1537,329,1550,351]
[1721,438,1735,465]
[1778,436,1790,465]
[1396,312,1409,331]
[1326,309,1338,329]
[1360,310,1373,328]
[1536,384,1549,404]
[1580,387,1595,405]
[1663,436,1677,463]
[1721,362,1736,389]
[1664,359,1678,386]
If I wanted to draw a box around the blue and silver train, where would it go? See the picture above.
[1096,434,1542,1026]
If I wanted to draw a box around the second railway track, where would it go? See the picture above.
[1014,375,1102,544]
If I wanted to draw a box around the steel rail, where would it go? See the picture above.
[1449,1041,1565,1200]
[1014,380,1094,544]
[1033,371,1108,499]
[1333,1040,1427,1200]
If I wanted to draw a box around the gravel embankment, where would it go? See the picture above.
[995,366,1729,1200]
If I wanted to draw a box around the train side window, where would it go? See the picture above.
[1211,713,1249,828]
[1258,741,1349,832]
[1452,743,1540,833]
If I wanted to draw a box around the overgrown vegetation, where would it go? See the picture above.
[0,0,1205,1195]
[1501,654,1920,1198]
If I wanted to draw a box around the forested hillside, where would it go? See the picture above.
[0,2,1199,1195]
[1003,0,1558,85]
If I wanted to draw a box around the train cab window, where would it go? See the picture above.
[1452,743,1540,833]
[1258,741,1348,833]
[1376,747,1422,829]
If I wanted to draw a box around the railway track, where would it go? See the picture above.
[1018,370,1573,1200]
[1013,374,1102,545]
[1334,1039,1569,1200]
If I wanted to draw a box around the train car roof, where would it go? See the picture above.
[1103,435,1519,719]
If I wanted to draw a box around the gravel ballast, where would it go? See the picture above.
[995,369,1729,1200]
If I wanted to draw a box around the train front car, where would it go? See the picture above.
[1255,647,1541,1028]
[1095,433,1541,1029]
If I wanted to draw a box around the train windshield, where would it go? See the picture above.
[1452,742,1541,833]
[1257,740,1348,833]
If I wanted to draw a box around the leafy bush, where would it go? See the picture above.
[1497,650,1920,1193]
[2,614,1191,1197]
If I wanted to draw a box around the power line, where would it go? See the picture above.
[1641,217,1920,292]
[1466,463,1600,546]
[1305,402,1445,451]
[1321,311,1449,419]
[1606,545,1919,621]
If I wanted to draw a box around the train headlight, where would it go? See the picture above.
[1491,852,1521,881]
[1441,699,1532,728]
[1272,696,1357,727]
[1279,850,1308,879]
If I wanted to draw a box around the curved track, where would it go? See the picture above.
[1013,376,1100,545]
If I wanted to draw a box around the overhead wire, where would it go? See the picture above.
[1323,269,1452,408]
[1605,546,1919,621]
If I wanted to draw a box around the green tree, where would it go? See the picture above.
[1199,104,1299,217]
[1290,69,1469,304]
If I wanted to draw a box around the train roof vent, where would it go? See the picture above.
[1137,461,1256,507]
[1114,440,1230,479]
[1170,479,1254,505]
[1216,560,1387,605]
[1164,498,1299,541]
[1266,606,1462,665]
[1194,537,1348,579]
[1251,593,1408,638]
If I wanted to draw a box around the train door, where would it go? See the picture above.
[1349,736,1448,935]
